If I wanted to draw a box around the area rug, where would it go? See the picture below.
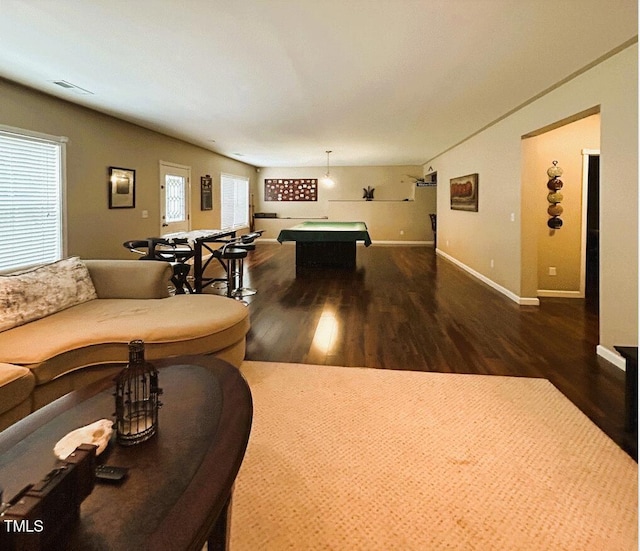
[229,362,638,550]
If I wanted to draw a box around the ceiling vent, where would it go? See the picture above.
[51,80,94,95]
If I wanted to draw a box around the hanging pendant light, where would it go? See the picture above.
[323,150,335,187]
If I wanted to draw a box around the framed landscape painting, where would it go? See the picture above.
[450,173,478,211]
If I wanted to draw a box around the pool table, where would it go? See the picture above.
[277,221,372,268]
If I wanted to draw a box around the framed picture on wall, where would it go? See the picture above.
[450,173,478,211]
[200,174,213,210]
[264,179,318,201]
[108,166,136,209]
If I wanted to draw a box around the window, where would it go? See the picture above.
[0,127,66,272]
[220,173,249,230]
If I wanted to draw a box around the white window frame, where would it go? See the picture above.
[220,173,249,230]
[0,124,68,273]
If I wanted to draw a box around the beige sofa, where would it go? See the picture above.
[0,258,250,430]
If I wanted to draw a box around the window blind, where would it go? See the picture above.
[0,130,64,272]
[220,174,249,230]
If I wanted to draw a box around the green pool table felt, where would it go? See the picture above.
[277,221,372,246]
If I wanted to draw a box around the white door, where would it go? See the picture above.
[160,162,191,234]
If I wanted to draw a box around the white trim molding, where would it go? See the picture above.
[436,249,540,306]
[370,240,431,246]
[596,345,626,370]
[537,289,584,298]
[0,123,69,143]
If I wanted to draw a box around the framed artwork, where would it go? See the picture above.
[200,174,213,210]
[265,179,317,201]
[108,167,136,209]
[450,173,478,211]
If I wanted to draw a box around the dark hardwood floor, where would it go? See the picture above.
[206,243,636,459]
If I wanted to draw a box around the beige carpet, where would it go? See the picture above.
[229,362,638,550]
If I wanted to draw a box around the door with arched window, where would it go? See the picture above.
[160,161,191,234]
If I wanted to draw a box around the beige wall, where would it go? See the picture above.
[425,44,637,357]
[0,78,256,260]
[522,114,600,295]
[255,165,436,242]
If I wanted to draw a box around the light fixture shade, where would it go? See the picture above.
[323,150,335,186]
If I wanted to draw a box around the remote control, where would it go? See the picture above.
[95,465,128,483]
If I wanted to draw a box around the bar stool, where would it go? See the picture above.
[231,242,256,298]
[215,243,248,299]
[231,230,264,298]
[150,238,194,294]
[429,213,437,248]
[123,238,194,294]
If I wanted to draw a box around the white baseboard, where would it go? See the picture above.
[370,240,431,246]
[537,289,584,298]
[518,297,541,306]
[596,345,626,371]
[436,249,540,306]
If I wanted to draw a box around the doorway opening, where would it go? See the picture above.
[582,151,600,313]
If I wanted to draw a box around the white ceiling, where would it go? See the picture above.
[0,1,636,167]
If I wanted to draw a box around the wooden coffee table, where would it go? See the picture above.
[0,355,252,550]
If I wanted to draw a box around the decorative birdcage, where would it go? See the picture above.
[114,340,163,446]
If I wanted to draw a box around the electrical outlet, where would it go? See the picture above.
[490,259,494,268]
[548,267,557,276]
[400,230,404,235]
[142,210,149,219]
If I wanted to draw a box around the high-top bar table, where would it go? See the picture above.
[162,229,237,292]
[0,355,252,551]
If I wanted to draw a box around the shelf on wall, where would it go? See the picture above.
[253,215,328,220]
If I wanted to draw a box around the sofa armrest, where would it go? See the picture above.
[84,260,172,299]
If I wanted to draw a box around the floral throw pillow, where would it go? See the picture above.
[0,257,98,332]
